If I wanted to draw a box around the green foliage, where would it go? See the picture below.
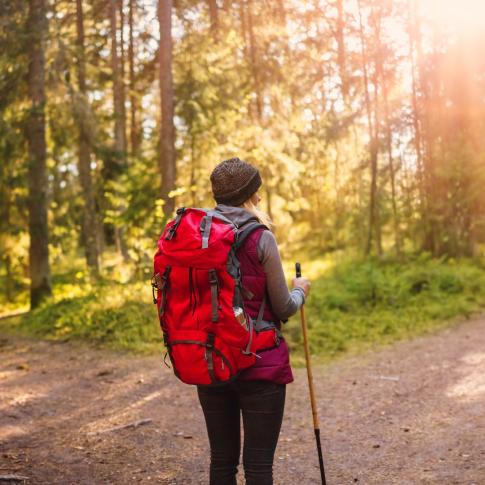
[285,255,485,364]
[1,1,485,344]
[3,279,161,354]
[2,256,485,365]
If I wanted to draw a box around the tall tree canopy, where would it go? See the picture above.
[0,0,484,304]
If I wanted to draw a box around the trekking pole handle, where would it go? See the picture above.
[295,262,302,278]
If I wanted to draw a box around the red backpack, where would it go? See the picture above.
[152,207,279,386]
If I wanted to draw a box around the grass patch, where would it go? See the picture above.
[1,254,484,364]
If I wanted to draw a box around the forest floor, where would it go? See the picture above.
[1,316,484,485]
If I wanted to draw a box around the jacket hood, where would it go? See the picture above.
[214,203,258,228]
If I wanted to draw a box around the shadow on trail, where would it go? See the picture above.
[1,317,485,484]
[0,339,206,484]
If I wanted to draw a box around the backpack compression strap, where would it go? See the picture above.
[164,207,186,240]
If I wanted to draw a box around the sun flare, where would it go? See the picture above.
[421,0,485,33]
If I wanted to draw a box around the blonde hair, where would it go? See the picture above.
[239,199,273,229]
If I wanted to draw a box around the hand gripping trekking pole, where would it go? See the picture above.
[296,263,327,485]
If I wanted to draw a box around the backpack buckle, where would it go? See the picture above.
[161,266,171,286]
[208,269,218,286]
[151,273,163,304]
[206,333,215,349]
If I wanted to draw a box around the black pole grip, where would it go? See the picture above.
[295,262,301,278]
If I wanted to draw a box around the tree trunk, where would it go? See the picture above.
[265,185,273,223]
[158,0,176,216]
[336,0,349,103]
[208,0,219,37]
[4,254,13,303]
[110,0,126,161]
[246,0,263,121]
[128,0,141,156]
[407,0,427,250]
[357,0,380,256]
[110,0,129,260]
[412,0,437,254]
[375,16,401,257]
[1,183,13,302]
[276,0,296,112]
[371,11,383,257]
[76,0,100,276]
[118,0,127,150]
[239,0,250,61]
[27,0,52,308]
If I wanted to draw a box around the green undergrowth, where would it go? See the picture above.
[286,254,485,364]
[1,255,485,364]
[1,273,161,354]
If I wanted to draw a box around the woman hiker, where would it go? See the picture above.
[197,157,311,485]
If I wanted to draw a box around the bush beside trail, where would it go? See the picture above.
[1,255,485,363]
[286,255,485,363]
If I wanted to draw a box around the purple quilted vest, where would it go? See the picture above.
[236,227,294,384]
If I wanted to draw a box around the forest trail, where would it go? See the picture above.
[1,316,484,485]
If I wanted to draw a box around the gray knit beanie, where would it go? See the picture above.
[210,157,262,206]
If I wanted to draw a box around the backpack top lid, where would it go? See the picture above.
[157,207,267,270]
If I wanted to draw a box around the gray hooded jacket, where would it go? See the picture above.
[215,204,305,321]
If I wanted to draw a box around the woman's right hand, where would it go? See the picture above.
[292,277,311,297]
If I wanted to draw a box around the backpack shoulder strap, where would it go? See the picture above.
[233,221,269,252]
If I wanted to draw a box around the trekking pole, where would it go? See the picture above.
[296,262,327,485]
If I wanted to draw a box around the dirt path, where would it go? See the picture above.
[1,316,484,485]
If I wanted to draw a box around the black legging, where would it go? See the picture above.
[197,380,286,485]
